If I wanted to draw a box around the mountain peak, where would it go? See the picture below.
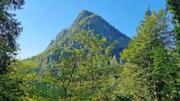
[80,10,94,16]
[32,10,130,66]
[73,10,96,24]
[72,10,130,39]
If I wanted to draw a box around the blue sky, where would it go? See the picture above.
[16,0,166,59]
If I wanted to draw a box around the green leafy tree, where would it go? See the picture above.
[0,0,25,74]
[0,0,24,100]
[0,74,23,100]
[72,31,121,100]
[119,63,150,101]
[0,60,37,100]
[54,50,82,101]
[8,60,38,99]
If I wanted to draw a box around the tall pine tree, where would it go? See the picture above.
[120,9,177,101]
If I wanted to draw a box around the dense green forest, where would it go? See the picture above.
[0,0,179,101]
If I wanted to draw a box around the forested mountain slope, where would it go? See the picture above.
[31,10,130,69]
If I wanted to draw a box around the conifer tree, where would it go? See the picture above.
[120,9,176,101]
[166,1,180,100]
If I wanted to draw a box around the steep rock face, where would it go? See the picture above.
[31,10,130,68]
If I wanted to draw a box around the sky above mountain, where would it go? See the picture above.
[17,0,166,59]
